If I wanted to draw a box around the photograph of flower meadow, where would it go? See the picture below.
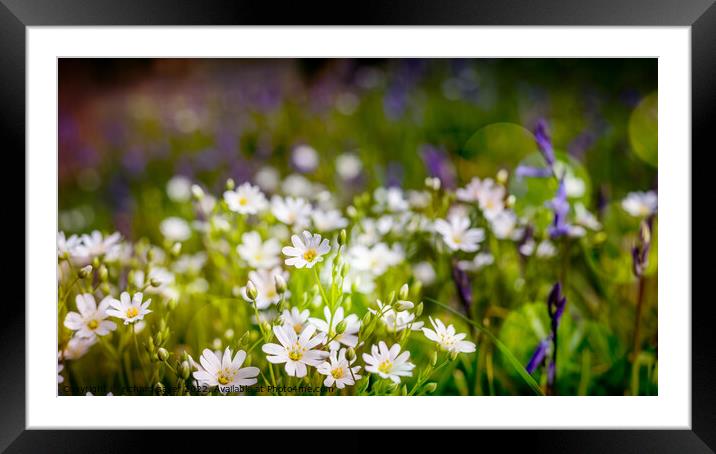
[57,58,657,397]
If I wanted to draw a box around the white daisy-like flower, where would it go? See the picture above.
[282,230,331,269]
[262,324,328,377]
[309,306,361,350]
[241,267,289,310]
[57,231,81,259]
[413,261,436,285]
[254,166,280,193]
[455,177,484,202]
[311,209,348,232]
[622,191,657,217]
[434,215,485,252]
[317,348,362,389]
[280,307,311,334]
[133,267,178,300]
[369,300,424,332]
[422,316,476,354]
[536,240,557,258]
[271,195,312,227]
[373,187,409,212]
[335,153,363,180]
[456,177,506,219]
[64,293,117,339]
[489,210,524,241]
[166,175,192,202]
[192,347,260,394]
[159,217,192,242]
[363,341,415,384]
[224,182,268,215]
[106,292,152,325]
[73,230,122,263]
[292,144,319,172]
[347,242,403,275]
[237,231,281,269]
[574,203,602,230]
[62,336,96,360]
[172,252,207,274]
[281,174,317,199]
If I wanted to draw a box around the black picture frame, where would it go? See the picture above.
[3,0,713,450]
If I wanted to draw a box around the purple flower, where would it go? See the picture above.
[526,337,550,374]
[534,119,555,167]
[548,179,571,238]
[547,282,567,330]
[451,261,473,313]
[421,144,456,189]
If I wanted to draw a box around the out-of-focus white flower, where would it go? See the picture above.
[106,292,152,325]
[64,294,117,339]
[241,267,289,310]
[317,348,362,389]
[434,215,485,252]
[553,162,585,198]
[536,240,557,258]
[373,187,409,213]
[280,307,310,334]
[458,252,494,271]
[489,210,524,241]
[369,300,424,332]
[160,217,192,242]
[574,203,601,230]
[271,195,312,227]
[347,242,403,275]
[456,177,506,219]
[622,191,657,217]
[519,239,535,256]
[223,182,268,215]
[57,232,81,259]
[413,261,436,285]
[237,231,281,269]
[262,324,328,377]
[57,359,64,384]
[62,336,96,360]
[309,306,361,350]
[422,317,476,354]
[292,145,319,172]
[281,174,317,198]
[254,166,280,193]
[172,252,207,274]
[336,153,363,180]
[72,231,122,263]
[166,175,192,202]
[363,341,415,384]
[282,230,331,269]
[192,347,259,394]
[311,209,348,232]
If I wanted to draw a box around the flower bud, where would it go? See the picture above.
[506,194,516,208]
[401,384,408,396]
[396,300,414,311]
[497,168,509,185]
[339,229,347,246]
[346,348,356,362]
[261,321,272,335]
[430,350,438,366]
[399,283,409,301]
[153,382,165,396]
[191,184,204,200]
[246,280,258,301]
[150,277,162,288]
[170,242,182,257]
[274,274,287,295]
[226,178,235,190]
[78,265,93,279]
[180,361,191,380]
[157,347,169,362]
[361,312,372,326]
[387,291,396,306]
[424,382,438,393]
[146,248,155,263]
[425,176,441,191]
[414,302,424,317]
[335,320,347,335]
[212,338,222,350]
[98,265,109,282]
[450,350,459,361]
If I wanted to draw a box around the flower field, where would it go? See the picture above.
[57,59,658,396]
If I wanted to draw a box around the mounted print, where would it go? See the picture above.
[57,58,658,397]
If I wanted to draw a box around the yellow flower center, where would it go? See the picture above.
[331,367,344,379]
[87,319,99,330]
[126,307,139,319]
[378,360,393,374]
[217,373,231,385]
[265,288,277,299]
[452,234,462,244]
[302,248,318,262]
[288,344,304,361]
[239,196,248,206]
[293,323,303,334]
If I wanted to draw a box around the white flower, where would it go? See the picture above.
[347,242,403,275]
[422,317,476,354]
[192,347,259,394]
[373,187,409,212]
[434,215,485,252]
[519,239,535,256]
[262,324,328,377]
[489,210,524,241]
[336,153,363,180]
[166,175,192,202]
[224,182,268,215]
[134,267,178,300]
[292,145,319,172]
[536,240,557,258]
[311,209,348,232]
[317,348,362,389]
[281,307,311,334]
[160,217,192,242]
[73,230,122,263]
[271,195,312,227]
[241,267,289,310]
[254,166,280,192]
[64,293,117,338]
[107,292,152,325]
[57,361,64,384]
[57,231,81,259]
[413,261,436,285]
[363,341,415,384]
[456,177,505,219]
[574,203,602,230]
[172,252,207,274]
[281,174,318,198]
[282,230,331,269]
[622,191,657,217]
[309,306,361,350]
[369,300,424,332]
[457,252,494,271]
[62,336,96,360]
[237,231,281,269]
